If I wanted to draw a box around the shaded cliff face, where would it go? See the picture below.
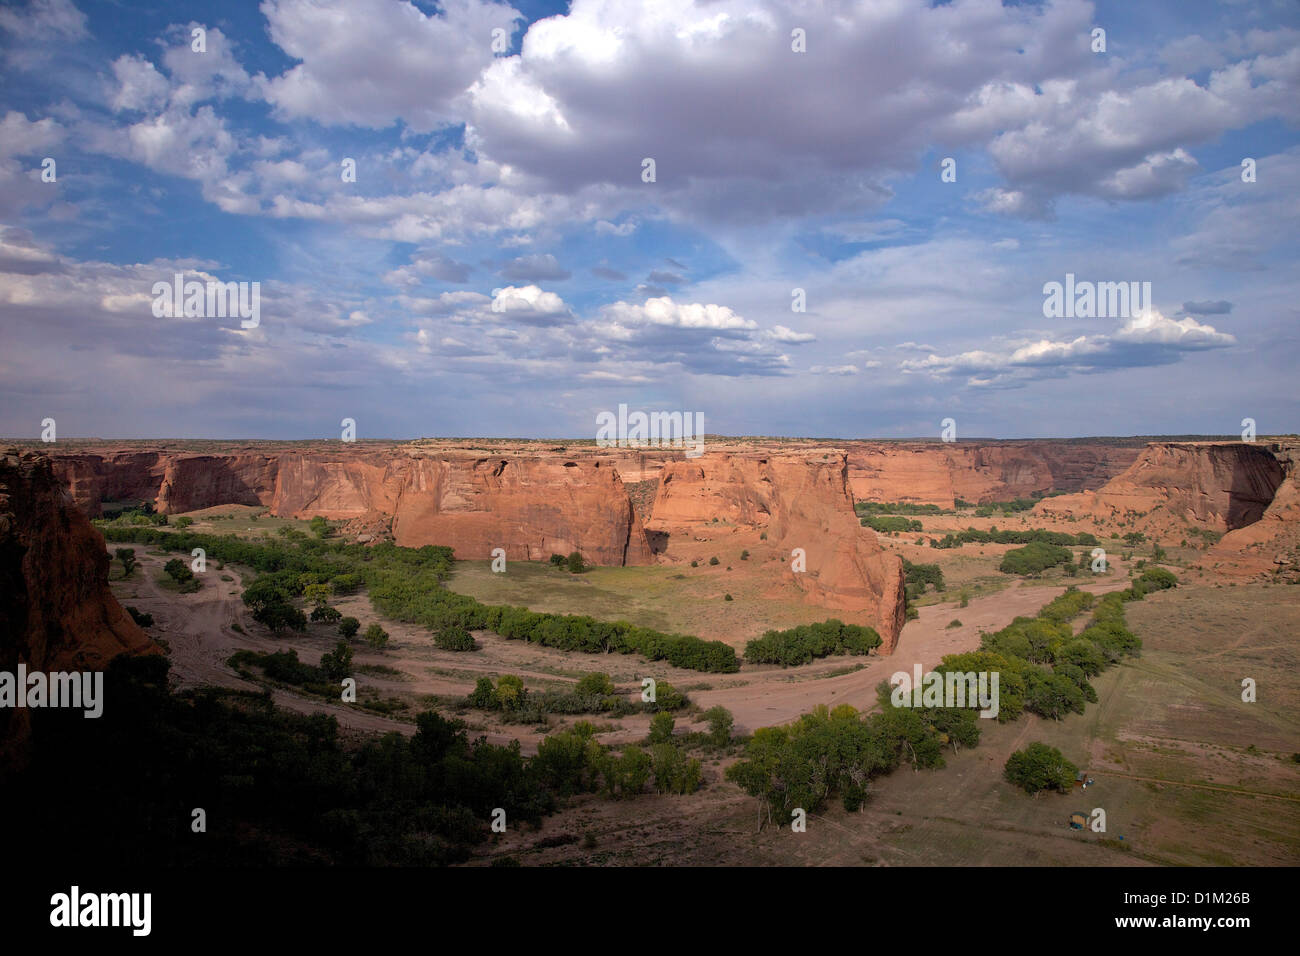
[650,454,906,649]
[55,452,169,516]
[844,442,1140,507]
[1035,442,1286,533]
[1210,443,1300,577]
[0,450,157,767]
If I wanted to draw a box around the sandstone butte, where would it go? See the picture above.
[0,449,158,769]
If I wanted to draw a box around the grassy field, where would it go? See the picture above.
[500,579,1300,866]
[444,558,855,646]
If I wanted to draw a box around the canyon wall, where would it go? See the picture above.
[0,449,157,768]
[843,441,1140,507]
[385,457,652,566]
[1209,442,1300,576]
[49,449,652,567]
[1034,442,1286,533]
[650,453,906,649]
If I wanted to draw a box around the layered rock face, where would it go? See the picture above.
[844,441,1140,507]
[1035,442,1286,532]
[49,449,653,567]
[0,449,156,767]
[386,457,652,566]
[1210,443,1300,576]
[650,454,906,649]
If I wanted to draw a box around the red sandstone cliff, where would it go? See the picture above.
[649,453,906,649]
[386,456,652,566]
[1208,443,1300,577]
[1034,442,1286,534]
[1,449,157,767]
[50,448,652,567]
[844,441,1140,507]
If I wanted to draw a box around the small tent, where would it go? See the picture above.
[1068,812,1088,830]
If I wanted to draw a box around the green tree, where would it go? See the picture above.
[1004,742,1077,794]
[310,604,342,624]
[303,583,332,607]
[320,640,354,681]
[495,674,526,710]
[647,712,675,744]
[338,616,361,640]
[566,551,586,574]
[703,706,734,747]
[309,516,330,538]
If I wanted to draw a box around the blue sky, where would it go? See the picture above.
[0,0,1297,440]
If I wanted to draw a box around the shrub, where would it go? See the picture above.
[709,556,720,566]
[1133,567,1178,594]
[744,619,882,666]
[575,672,615,697]
[115,548,137,577]
[434,626,475,651]
[363,623,389,649]
[567,551,586,574]
[862,515,923,533]
[125,606,153,627]
[902,559,945,593]
[724,593,733,602]
[999,542,1074,576]
[338,617,361,640]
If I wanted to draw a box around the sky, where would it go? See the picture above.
[0,0,1297,441]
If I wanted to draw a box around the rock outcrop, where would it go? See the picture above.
[385,456,653,566]
[1034,442,1286,534]
[49,448,653,567]
[1208,442,1300,577]
[649,453,906,649]
[0,449,156,768]
[843,441,1140,507]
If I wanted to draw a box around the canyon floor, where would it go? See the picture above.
[104,499,1300,867]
